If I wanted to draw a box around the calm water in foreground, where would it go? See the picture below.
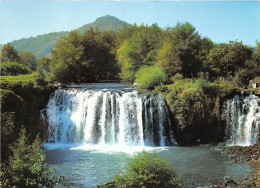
[45,145,252,188]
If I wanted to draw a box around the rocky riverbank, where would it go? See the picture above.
[205,144,260,188]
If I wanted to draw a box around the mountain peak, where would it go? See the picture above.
[77,15,130,34]
[96,15,118,20]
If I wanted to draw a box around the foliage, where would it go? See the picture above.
[33,71,48,87]
[1,43,20,63]
[37,56,51,72]
[0,128,62,188]
[0,89,24,114]
[18,51,37,71]
[256,39,260,55]
[253,76,260,83]
[50,29,119,83]
[165,78,238,130]
[117,24,164,82]
[157,40,182,77]
[0,76,54,163]
[165,22,206,77]
[1,112,16,161]
[102,151,182,188]
[135,66,168,89]
[0,74,35,84]
[204,41,253,79]
[0,73,51,86]
[1,62,31,76]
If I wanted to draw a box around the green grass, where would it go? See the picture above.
[0,74,34,84]
[0,73,51,85]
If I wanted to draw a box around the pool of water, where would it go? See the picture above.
[45,145,252,188]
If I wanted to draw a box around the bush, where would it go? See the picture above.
[0,128,62,188]
[135,66,168,89]
[0,62,31,76]
[101,151,182,188]
[33,71,48,87]
[165,78,238,130]
[1,112,16,161]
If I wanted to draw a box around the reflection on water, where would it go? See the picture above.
[45,145,252,188]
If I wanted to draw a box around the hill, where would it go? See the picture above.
[77,15,130,34]
[10,31,68,57]
[2,15,130,58]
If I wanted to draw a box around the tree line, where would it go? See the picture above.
[1,22,259,88]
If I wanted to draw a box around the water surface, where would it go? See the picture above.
[45,145,252,188]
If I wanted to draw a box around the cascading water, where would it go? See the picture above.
[41,84,177,147]
[225,95,260,146]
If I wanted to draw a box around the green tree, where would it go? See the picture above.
[198,37,214,62]
[135,66,168,89]
[0,128,61,188]
[157,40,182,77]
[37,56,51,73]
[50,29,118,83]
[81,28,119,81]
[18,51,37,71]
[117,24,163,82]
[50,30,85,83]
[0,62,31,76]
[204,41,253,79]
[256,39,260,55]
[115,24,139,47]
[233,51,260,87]
[167,22,204,77]
[102,151,182,188]
[33,71,48,87]
[1,43,20,63]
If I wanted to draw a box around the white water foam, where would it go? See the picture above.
[42,86,177,149]
[43,143,170,154]
[226,95,260,146]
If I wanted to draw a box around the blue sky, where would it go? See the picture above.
[1,0,259,46]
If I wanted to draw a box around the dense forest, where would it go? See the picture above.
[1,21,260,187]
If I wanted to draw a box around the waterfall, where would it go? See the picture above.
[225,95,260,146]
[42,85,177,147]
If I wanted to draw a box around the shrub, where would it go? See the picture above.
[101,151,182,188]
[165,78,238,130]
[33,71,48,87]
[0,127,62,188]
[1,62,31,76]
[1,112,15,161]
[135,66,168,89]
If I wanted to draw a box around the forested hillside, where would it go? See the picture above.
[1,15,130,58]
[77,15,130,34]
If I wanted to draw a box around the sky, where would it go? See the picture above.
[1,0,260,46]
